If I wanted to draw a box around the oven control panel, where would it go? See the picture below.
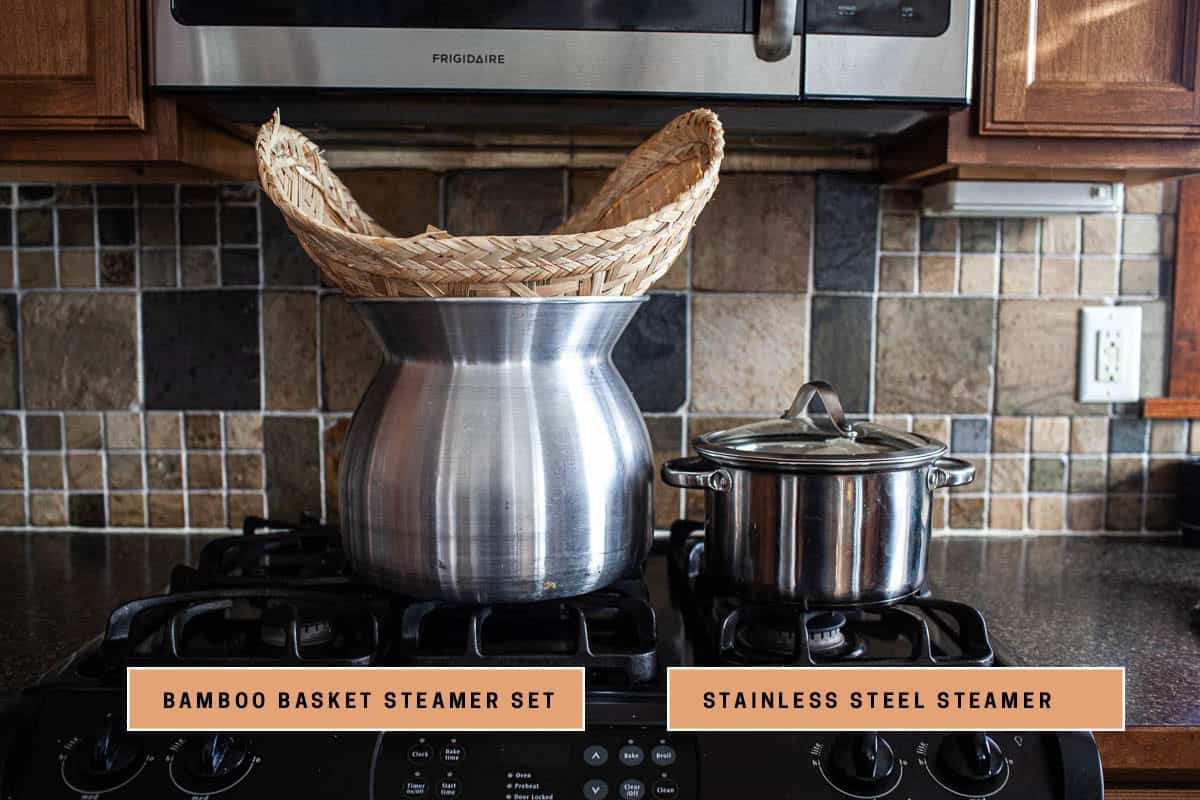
[806,0,952,36]
[3,692,1101,799]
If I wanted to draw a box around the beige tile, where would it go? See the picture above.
[28,453,62,489]
[226,453,264,490]
[691,295,807,413]
[692,174,812,292]
[949,497,985,529]
[1071,417,1109,454]
[950,456,988,495]
[1162,179,1180,212]
[146,412,181,449]
[1079,256,1118,296]
[31,494,66,527]
[1000,255,1037,294]
[1120,258,1160,295]
[646,416,683,529]
[107,452,143,491]
[188,493,227,528]
[1150,420,1188,453]
[149,493,186,528]
[1122,215,1160,255]
[1029,495,1066,530]
[991,417,1029,452]
[1125,181,1164,214]
[912,416,950,442]
[187,452,224,490]
[228,493,265,525]
[59,250,96,288]
[879,255,916,292]
[66,452,103,490]
[1031,417,1070,453]
[996,300,1097,416]
[64,414,102,450]
[0,454,23,490]
[1039,256,1076,295]
[1191,420,1200,454]
[1041,216,1080,254]
[321,294,383,412]
[0,494,25,526]
[104,412,142,450]
[226,414,264,450]
[1067,497,1105,531]
[185,414,222,450]
[872,414,912,431]
[264,292,319,410]
[988,496,1025,530]
[918,255,955,293]
[876,298,994,413]
[1001,219,1038,253]
[930,494,948,529]
[1081,215,1119,255]
[989,457,1028,494]
[147,453,182,490]
[880,213,918,252]
[1069,458,1106,493]
[958,254,996,294]
[108,494,145,527]
[1107,457,1144,493]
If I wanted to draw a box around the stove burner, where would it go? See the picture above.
[806,612,847,654]
[259,608,336,648]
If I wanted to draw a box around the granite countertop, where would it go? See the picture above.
[1,531,1198,727]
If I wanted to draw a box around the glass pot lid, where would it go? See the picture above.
[693,381,947,472]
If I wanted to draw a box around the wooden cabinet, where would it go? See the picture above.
[980,0,1200,138]
[0,0,143,130]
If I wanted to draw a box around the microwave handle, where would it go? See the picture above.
[755,0,797,61]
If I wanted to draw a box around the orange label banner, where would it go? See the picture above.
[667,667,1125,731]
[127,667,585,732]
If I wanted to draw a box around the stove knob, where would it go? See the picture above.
[63,715,145,793]
[825,733,900,796]
[173,734,254,792]
[931,733,1007,795]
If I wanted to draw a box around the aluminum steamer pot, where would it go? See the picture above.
[662,381,974,606]
[340,298,654,603]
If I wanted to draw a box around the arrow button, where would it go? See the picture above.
[583,779,609,800]
[583,746,609,767]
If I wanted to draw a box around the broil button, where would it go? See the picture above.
[650,745,675,767]
[619,778,645,800]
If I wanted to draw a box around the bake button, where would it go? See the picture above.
[408,743,434,764]
[440,743,466,764]
[653,779,678,800]
[583,779,609,800]
[619,778,645,800]
[583,745,609,766]
[438,777,462,799]
[404,777,429,798]
[649,745,675,767]
[618,745,644,767]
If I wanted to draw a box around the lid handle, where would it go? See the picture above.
[783,381,857,440]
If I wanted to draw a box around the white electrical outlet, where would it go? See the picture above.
[1078,306,1142,403]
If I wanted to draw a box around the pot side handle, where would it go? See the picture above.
[929,457,976,490]
[661,456,728,491]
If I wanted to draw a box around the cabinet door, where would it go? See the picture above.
[0,0,143,130]
[980,0,1200,137]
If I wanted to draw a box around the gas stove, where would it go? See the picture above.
[0,518,1103,799]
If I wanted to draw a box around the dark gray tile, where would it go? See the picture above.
[692,173,811,292]
[54,185,93,205]
[0,186,10,207]
[18,251,55,288]
[221,183,258,203]
[220,206,258,245]
[57,209,94,247]
[221,249,259,286]
[645,416,683,529]
[261,201,318,285]
[143,290,260,410]
[959,218,998,253]
[139,207,176,247]
[22,293,138,409]
[96,185,134,205]
[179,206,217,246]
[264,416,322,520]
[809,295,872,413]
[98,208,135,246]
[950,418,990,453]
[180,185,218,204]
[68,493,106,528]
[140,250,177,287]
[340,169,440,237]
[920,217,958,252]
[17,185,54,205]
[613,294,687,413]
[875,298,994,413]
[137,185,175,205]
[1105,495,1142,531]
[1109,418,1149,453]
[26,414,61,450]
[1029,457,1066,491]
[180,248,218,287]
[100,250,135,287]
[445,170,563,235]
[0,297,17,410]
[0,415,20,448]
[17,210,52,246]
[0,210,10,247]
[813,173,879,292]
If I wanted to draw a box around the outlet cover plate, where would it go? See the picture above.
[1078,305,1142,403]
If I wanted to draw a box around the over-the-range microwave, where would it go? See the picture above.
[151,0,975,105]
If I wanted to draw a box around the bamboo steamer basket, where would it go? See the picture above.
[255,109,725,297]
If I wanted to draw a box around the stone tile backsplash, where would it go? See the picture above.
[0,173,1184,532]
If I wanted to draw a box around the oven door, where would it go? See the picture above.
[152,0,802,97]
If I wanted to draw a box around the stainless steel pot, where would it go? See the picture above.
[662,381,974,606]
[340,297,654,603]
